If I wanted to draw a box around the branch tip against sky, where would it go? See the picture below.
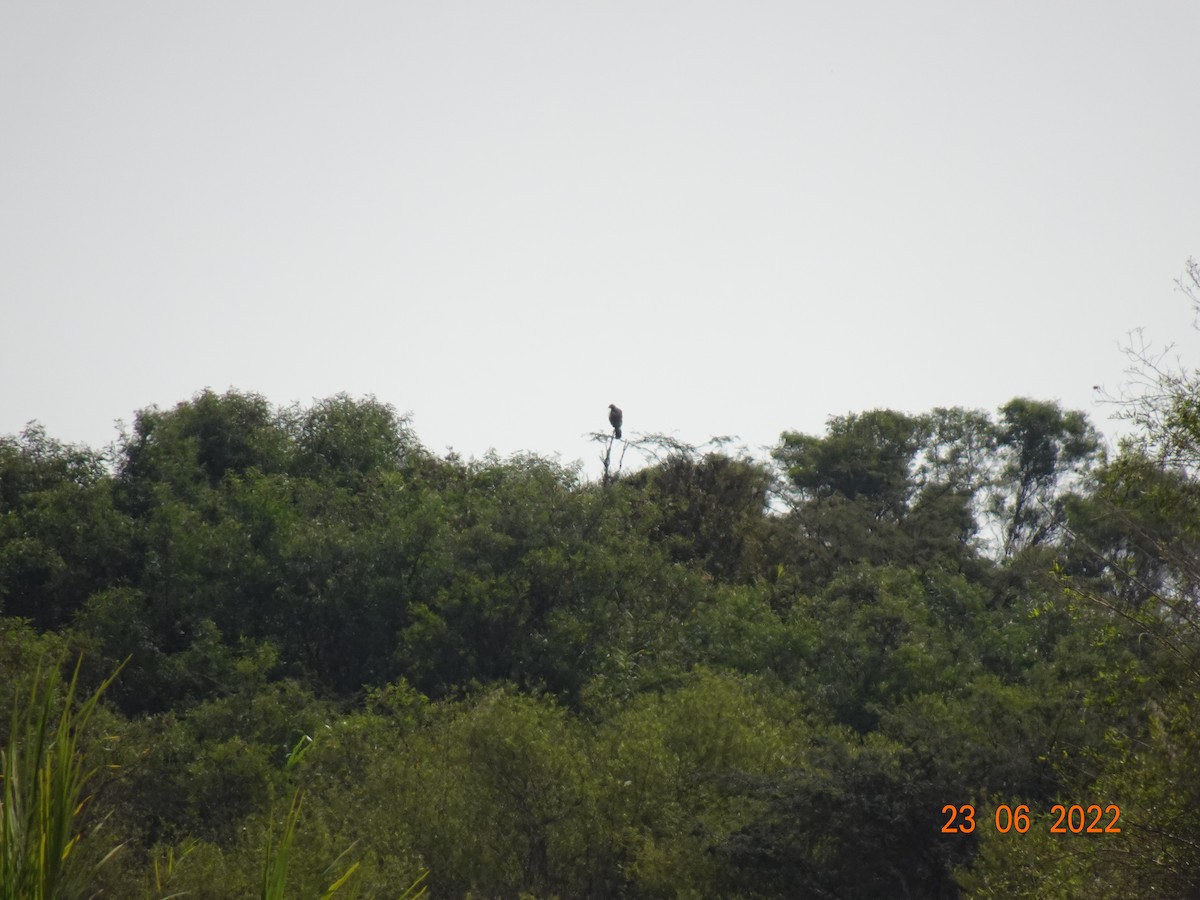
[2,2,1198,473]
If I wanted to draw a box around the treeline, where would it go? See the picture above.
[0,379,1197,896]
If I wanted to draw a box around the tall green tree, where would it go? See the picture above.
[0,426,130,629]
[624,451,774,584]
[989,398,1100,557]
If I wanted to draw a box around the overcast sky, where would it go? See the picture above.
[3,1,1198,476]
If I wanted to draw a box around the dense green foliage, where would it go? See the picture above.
[1,364,1197,895]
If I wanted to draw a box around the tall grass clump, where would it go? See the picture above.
[257,734,427,898]
[260,735,363,900]
[0,656,124,900]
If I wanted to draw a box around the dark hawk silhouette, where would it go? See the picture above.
[608,404,623,440]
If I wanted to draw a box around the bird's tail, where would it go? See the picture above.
[614,428,622,440]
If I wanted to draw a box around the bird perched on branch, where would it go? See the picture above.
[608,404,623,440]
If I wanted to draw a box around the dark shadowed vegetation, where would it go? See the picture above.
[3,294,1199,899]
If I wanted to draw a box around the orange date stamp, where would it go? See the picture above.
[941,803,1121,834]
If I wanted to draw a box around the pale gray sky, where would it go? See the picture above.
[3,1,1198,474]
